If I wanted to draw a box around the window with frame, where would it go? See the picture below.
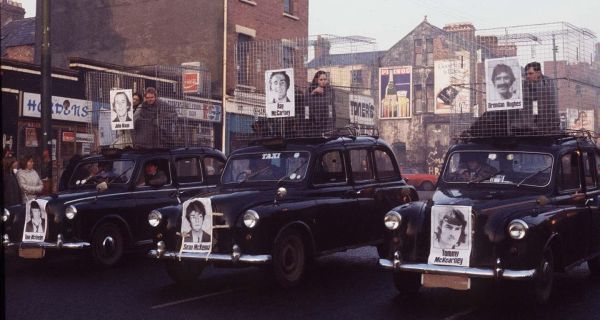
[176,157,202,184]
[350,149,374,182]
[374,149,398,180]
[583,151,596,188]
[426,84,435,113]
[415,85,423,113]
[283,45,294,68]
[137,159,171,187]
[236,34,252,85]
[351,69,363,87]
[313,151,346,184]
[284,0,293,14]
[203,156,225,185]
[414,39,423,66]
[560,152,581,191]
[426,38,434,66]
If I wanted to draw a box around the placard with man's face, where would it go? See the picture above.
[485,57,523,111]
[22,199,48,242]
[428,205,472,267]
[265,68,295,118]
[109,89,134,131]
[180,197,213,253]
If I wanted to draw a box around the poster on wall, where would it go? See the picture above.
[180,198,213,253]
[265,68,295,118]
[25,127,38,147]
[109,89,134,130]
[567,108,594,131]
[428,205,472,267]
[379,66,412,119]
[484,57,523,111]
[435,52,471,114]
[349,95,375,126]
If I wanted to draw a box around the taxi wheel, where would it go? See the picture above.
[421,181,435,191]
[588,255,600,277]
[393,271,421,296]
[165,260,205,285]
[91,223,124,267]
[272,230,306,288]
[528,249,554,304]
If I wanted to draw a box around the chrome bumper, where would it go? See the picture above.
[3,234,90,250]
[148,241,271,265]
[379,254,536,280]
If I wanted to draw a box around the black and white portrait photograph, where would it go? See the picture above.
[265,68,295,118]
[428,205,472,267]
[180,198,213,253]
[109,89,134,130]
[485,57,523,111]
[22,199,48,242]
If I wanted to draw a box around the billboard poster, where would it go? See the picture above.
[180,198,213,253]
[22,92,92,123]
[428,205,472,267]
[25,127,38,147]
[349,94,375,126]
[485,57,523,111]
[109,89,134,131]
[265,68,295,118]
[567,108,594,131]
[379,66,412,119]
[435,52,471,114]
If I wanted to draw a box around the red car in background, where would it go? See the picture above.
[401,167,438,191]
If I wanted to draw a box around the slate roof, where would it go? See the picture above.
[1,17,36,56]
[306,50,385,68]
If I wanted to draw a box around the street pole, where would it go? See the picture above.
[40,0,52,190]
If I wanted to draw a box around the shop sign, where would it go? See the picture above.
[22,92,92,123]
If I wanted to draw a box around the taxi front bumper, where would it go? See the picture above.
[148,241,271,265]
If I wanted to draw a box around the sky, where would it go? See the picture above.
[19,0,600,51]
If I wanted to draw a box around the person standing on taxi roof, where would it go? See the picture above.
[306,70,335,135]
[132,87,176,149]
[523,61,559,133]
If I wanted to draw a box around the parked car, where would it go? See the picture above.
[401,167,438,191]
[2,147,226,266]
[147,135,418,287]
[379,134,600,303]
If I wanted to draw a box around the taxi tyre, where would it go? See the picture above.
[166,260,206,285]
[528,248,554,304]
[421,181,435,191]
[393,271,421,296]
[272,229,306,288]
[91,222,124,267]
[588,255,600,277]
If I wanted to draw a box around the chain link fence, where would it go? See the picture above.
[85,64,220,152]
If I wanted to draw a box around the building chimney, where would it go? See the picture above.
[314,36,331,60]
[1,0,25,26]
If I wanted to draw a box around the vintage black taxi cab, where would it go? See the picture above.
[379,134,600,303]
[147,135,417,287]
[2,147,225,266]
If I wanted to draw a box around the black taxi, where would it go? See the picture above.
[379,134,600,303]
[2,147,225,266]
[147,135,417,287]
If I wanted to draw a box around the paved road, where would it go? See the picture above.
[4,247,599,320]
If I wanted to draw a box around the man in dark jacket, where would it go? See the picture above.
[132,87,177,148]
[523,62,559,134]
[3,157,22,206]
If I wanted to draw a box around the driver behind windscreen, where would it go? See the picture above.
[451,153,498,182]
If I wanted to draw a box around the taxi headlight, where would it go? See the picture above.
[3,208,10,223]
[65,205,77,220]
[243,210,259,229]
[148,210,162,227]
[507,219,528,240]
[384,211,402,230]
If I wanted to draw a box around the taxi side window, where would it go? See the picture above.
[374,149,398,180]
[582,152,596,189]
[203,156,225,185]
[559,152,581,191]
[175,157,202,184]
[313,151,346,184]
[350,149,374,182]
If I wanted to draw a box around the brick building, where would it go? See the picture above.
[0,0,24,26]
[36,0,308,99]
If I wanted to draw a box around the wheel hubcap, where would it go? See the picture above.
[102,236,115,255]
[282,243,297,272]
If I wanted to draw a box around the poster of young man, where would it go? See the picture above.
[434,52,471,114]
[22,200,49,242]
[379,66,412,119]
[180,197,213,253]
[109,89,134,130]
[428,205,472,267]
[265,68,295,118]
[25,127,38,147]
[485,57,523,111]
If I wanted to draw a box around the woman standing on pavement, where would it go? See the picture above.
[3,157,22,206]
[16,155,43,204]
